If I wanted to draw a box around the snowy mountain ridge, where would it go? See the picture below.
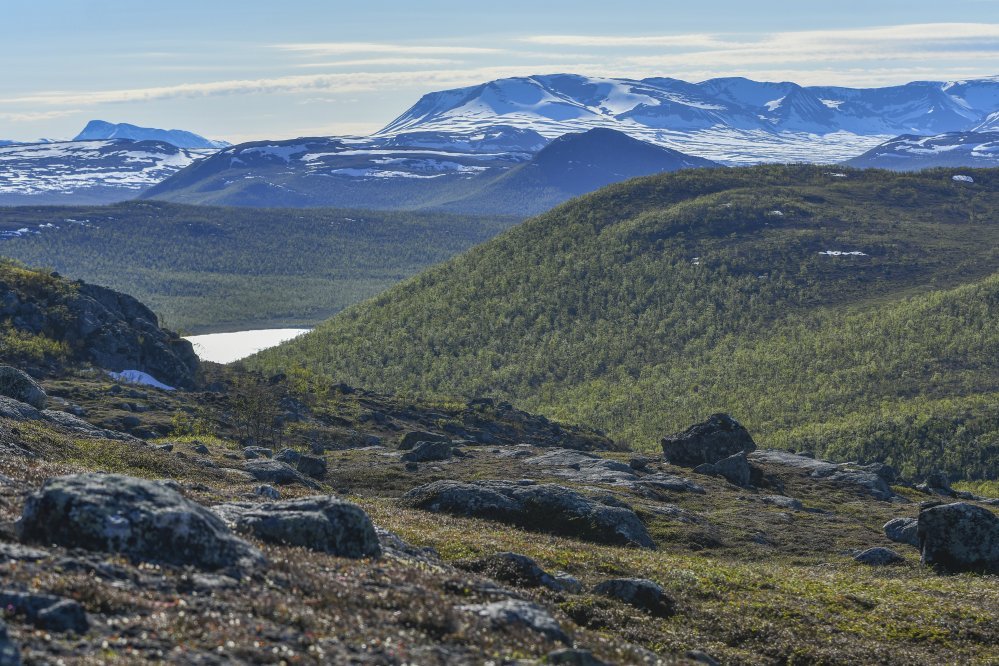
[74,120,230,150]
[378,74,999,164]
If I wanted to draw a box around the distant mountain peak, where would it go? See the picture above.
[74,120,229,150]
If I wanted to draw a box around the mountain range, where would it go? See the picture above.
[845,131,999,170]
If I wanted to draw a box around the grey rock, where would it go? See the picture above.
[460,599,568,643]
[274,448,302,466]
[628,456,651,471]
[0,543,49,562]
[884,517,920,548]
[685,650,721,666]
[918,471,953,496]
[254,484,281,499]
[0,619,20,666]
[401,440,452,463]
[0,366,46,409]
[661,413,756,466]
[401,480,655,549]
[213,496,380,558]
[0,591,88,634]
[191,443,210,455]
[244,446,272,459]
[551,572,584,594]
[748,450,893,500]
[694,451,751,486]
[243,459,319,488]
[761,495,803,511]
[399,430,449,450]
[527,449,636,484]
[547,648,608,665]
[18,473,264,571]
[854,547,905,566]
[155,443,174,453]
[459,551,565,591]
[375,527,440,564]
[631,473,706,495]
[0,395,43,421]
[296,454,328,479]
[592,578,676,617]
[917,502,999,573]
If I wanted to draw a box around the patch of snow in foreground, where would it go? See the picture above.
[185,329,311,364]
[819,250,868,257]
[952,174,975,183]
[107,370,175,391]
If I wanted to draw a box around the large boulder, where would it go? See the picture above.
[401,480,655,549]
[661,414,756,467]
[213,496,380,558]
[917,502,999,573]
[884,517,920,548]
[17,474,264,571]
[0,366,46,409]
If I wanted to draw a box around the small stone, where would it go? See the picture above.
[254,485,281,499]
[854,547,905,566]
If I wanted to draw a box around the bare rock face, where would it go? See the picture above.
[17,474,264,571]
[917,502,999,574]
[401,480,655,549]
[0,366,46,409]
[212,496,381,558]
[661,414,756,467]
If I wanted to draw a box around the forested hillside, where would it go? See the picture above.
[253,165,999,480]
[0,202,518,332]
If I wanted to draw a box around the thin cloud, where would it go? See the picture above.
[0,109,80,122]
[272,42,502,56]
[293,58,461,68]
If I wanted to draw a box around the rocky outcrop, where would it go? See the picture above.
[243,459,319,488]
[748,449,894,500]
[399,430,449,450]
[661,414,756,467]
[0,269,198,388]
[0,366,46,408]
[401,480,655,548]
[917,502,999,574]
[401,440,452,463]
[593,578,676,617]
[213,496,381,558]
[18,474,264,571]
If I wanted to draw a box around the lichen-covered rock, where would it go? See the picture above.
[17,474,264,571]
[398,430,449,450]
[458,551,564,591]
[854,547,905,566]
[884,517,920,548]
[693,451,751,487]
[0,366,46,409]
[917,502,999,573]
[401,440,452,463]
[593,578,676,617]
[0,591,88,634]
[401,480,654,549]
[213,496,380,558]
[274,448,302,466]
[459,599,568,643]
[748,450,894,500]
[243,459,319,488]
[0,619,20,666]
[296,454,328,479]
[661,413,756,467]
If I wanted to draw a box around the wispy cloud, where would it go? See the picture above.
[272,42,503,56]
[0,109,80,123]
[292,57,461,69]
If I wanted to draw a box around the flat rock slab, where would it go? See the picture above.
[243,459,320,488]
[749,450,893,500]
[213,496,381,558]
[401,480,655,549]
[18,473,264,571]
[526,449,637,484]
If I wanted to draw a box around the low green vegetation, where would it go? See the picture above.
[0,201,518,332]
[253,165,999,480]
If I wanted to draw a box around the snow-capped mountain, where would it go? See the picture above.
[378,74,999,164]
[844,131,999,170]
[74,120,230,150]
[0,139,214,205]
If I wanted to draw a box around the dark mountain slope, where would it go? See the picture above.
[251,165,999,479]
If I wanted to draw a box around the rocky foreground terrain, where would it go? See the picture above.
[0,362,996,665]
[0,268,995,665]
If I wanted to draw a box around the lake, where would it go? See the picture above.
[184,328,311,364]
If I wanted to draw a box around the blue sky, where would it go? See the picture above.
[2,1,998,143]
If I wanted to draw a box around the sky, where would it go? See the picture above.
[1,1,998,143]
